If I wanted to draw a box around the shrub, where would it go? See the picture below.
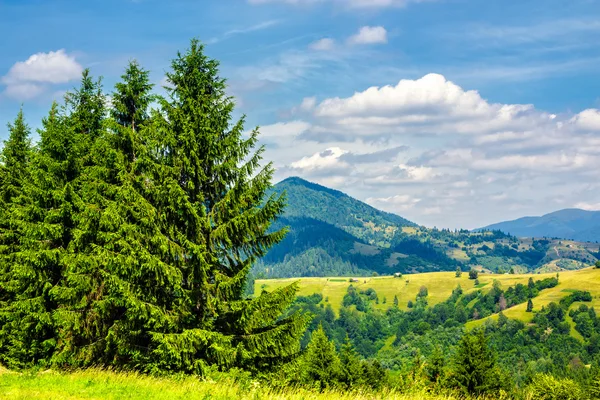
[469,269,479,280]
[527,374,584,400]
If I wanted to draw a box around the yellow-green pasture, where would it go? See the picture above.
[256,268,600,321]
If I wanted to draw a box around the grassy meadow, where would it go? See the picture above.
[0,368,521,400]
[255,268,600,324]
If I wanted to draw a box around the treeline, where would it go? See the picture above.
[0,40,309,374]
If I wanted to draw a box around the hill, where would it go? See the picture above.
[254,178,600,279]
[479,208,600,242]
[256,268,600,316]
[271,177,415,247]
[253,177,461,278]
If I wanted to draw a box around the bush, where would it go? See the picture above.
[469,269,479,280]
[527,374,584,400]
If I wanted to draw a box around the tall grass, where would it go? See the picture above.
[0,368,524,400]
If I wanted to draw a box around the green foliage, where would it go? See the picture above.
[449,329,506,395]
[469,269,479,280]
[302,325,341,390]
[455,267,462,278]
[0,41,309,375]
[527,374,585,400]
[527,298,534,312]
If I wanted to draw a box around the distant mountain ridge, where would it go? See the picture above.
[479,208,600,242]
[252,178,600,279]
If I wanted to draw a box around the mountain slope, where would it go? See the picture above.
[272,177,416,248]
[479,208,600,242]
[253,178,459,278]
[254,178,600,279]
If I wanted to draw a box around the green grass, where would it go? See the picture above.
[0,368,503,400]
[256,268,600,324]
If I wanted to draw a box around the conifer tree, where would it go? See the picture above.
[425,345,445,384]
[0,109,31,203]
[0,105,66,368]
[49,62,172,366]
[140,40,309,373]
[527,298,534,312]
[339,335,364,388]
[0,109,32,338]
[302,325,341,390]
[450,329,502,395]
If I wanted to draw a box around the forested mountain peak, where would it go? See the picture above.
[272,176,416,247]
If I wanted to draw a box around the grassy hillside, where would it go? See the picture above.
[256,268,600,320]
[0,368,493,400]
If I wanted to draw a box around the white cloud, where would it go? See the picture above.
[309,73,553,137]
[310,38,336,51]
[1,49,82,100]
[290,147,348,171]
[348,26,388,45]
[574,202,600,211]
[397,164,437,181]
[366,194,421,211]
[571,109,600,131]
[259,120,312,138]
[299,97,317,111]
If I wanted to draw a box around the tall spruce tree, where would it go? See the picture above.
[0,106,64,368]
[145,39,309,374]
[339,335,364,388]
[49,62,172,367]
[450,329,503,395]
[0,109,32,347]
[302,325,341,390]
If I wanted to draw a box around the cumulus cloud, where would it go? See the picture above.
[259,72,600,228]
[348,26,388,45]
[290,147,349,171]
[312,73,551,137]
[1,49,83,100]
[571,109,600,131]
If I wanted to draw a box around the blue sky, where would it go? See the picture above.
[1,0,600,229]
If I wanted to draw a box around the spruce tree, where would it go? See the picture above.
[49,62,172,367]
[339,335,364,388]
[302,325,341,390]
[139,40,309,373]
[0,110,33,360]
[425,345,445,384]
[527,298,534,312]
[0,105,66,368]
[0,109,31,203]
[450,329,502,395]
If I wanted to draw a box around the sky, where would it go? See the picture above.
[1,0,600,229]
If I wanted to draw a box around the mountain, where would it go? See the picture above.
[271,177,416,247]
[252,178,600,279]
[253,177,457,278]
[479,208,600,242]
